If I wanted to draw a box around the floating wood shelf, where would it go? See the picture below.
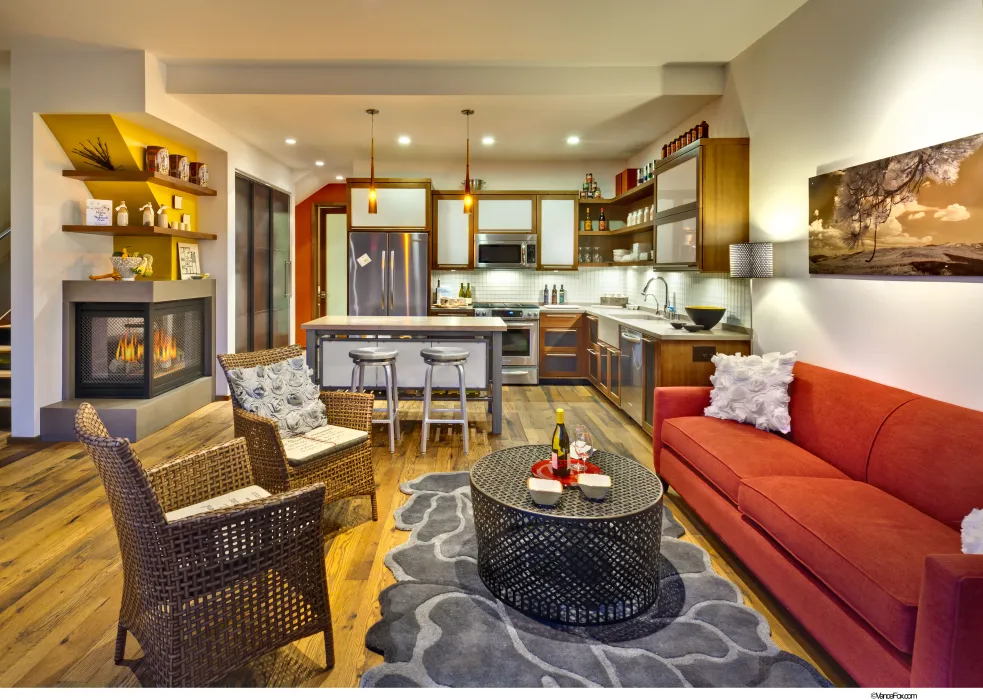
[580,222,654,237]
[62,170,218,197]
[63,225,218,241]
[577,179,654,207]
[579,261,654,268]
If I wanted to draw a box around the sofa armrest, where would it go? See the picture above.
[653,386,711,473]
[911,554,983,687]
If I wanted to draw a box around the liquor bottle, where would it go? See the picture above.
[551,284,558,305]
[558,284,566,304]
[543,285,550,304]
[551,408,571,477]
[458,282,465,298]
[598,208,607,231]
[584,207,592,231]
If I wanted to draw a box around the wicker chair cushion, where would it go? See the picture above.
[282,424,370,466]
[164,485,272,522]
[226,357,327,436]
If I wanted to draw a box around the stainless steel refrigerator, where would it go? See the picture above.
[348,231,429,316]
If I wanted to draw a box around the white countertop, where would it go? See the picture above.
[542,304,752,342]
[302,315,507,332]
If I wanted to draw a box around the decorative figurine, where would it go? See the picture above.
[139,202,154,226]
[115,201,128,226]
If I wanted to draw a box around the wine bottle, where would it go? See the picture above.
[598,208,607,231]
[551,408,571,477]
[543,284,549,304]
[458,282,465,298]
[559,284,565,304]
[584,207,592,231]
[465,283,471,298]
[551,284,558,305]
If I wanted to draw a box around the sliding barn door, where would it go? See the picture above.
[234,174,292,352]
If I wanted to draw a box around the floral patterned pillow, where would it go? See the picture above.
[705,351,797,433]
[227,357,327,436]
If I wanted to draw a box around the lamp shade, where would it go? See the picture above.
[729,242,774,278]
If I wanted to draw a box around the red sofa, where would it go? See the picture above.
[653,362,983,688]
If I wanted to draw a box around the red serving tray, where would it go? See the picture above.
[531,458,602,488]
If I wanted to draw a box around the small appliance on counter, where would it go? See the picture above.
[473,302,540,385]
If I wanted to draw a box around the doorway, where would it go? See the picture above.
[313,204,347,318]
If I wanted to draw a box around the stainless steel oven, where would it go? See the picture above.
[474,233,537,269]
[474,303,540,384]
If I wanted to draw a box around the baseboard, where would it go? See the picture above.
[6,435,58,445]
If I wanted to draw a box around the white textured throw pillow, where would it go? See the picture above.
[705,351,797,433]
[227,357,327,436]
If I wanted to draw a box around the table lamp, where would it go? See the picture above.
[729,242,774,343]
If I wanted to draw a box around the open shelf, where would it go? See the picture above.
[63,225,218,241]
[577,179,654,208]
[579,261,654,268]
[63,170,218,197]
[580,222,653,237]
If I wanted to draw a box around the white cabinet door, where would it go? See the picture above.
[320,340,379,388]
[656,216,698,266]
[351,187,428,229]
[435,198,471,267]
[430,341,488,389]
[656,156,698,213]
[375,341,430,388]
[539,198,576,268]
[476,198,533,232]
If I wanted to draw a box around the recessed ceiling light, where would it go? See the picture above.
[285,138,297,145]
[481,136,495,146]
[335,175,345,181]
[315,160,324,167]
[566,135,581,145]
[398,135,411,145]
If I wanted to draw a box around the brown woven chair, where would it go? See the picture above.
[217,345,378,520]
[74,403,333,687]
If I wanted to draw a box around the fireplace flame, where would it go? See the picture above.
[113,329,179,364]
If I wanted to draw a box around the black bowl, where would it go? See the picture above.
[683,324,704,333]
[685,306,726,330]
[670,321,686,329]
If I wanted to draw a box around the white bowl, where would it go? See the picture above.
[577,473,611,500]
[528,477,562,506]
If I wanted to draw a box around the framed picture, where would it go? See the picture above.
[177,241,201,279]
[809,131,983,276]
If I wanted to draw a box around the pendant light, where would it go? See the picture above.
[366,108,379,214]
[462,109,474,214]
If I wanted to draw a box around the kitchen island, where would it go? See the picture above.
[302,315,508,434]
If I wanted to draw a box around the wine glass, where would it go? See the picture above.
[571,425,595,474]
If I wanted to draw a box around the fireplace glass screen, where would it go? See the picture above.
[75,299,207,399]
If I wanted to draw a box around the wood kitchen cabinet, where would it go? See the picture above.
[347,178,431,231]
[432,194,473,269]
[539,311,585,379]
[538,195,578,270]
[584,312,620,402]
[653,138,749,272]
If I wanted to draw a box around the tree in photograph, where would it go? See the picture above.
[834,135,983,262]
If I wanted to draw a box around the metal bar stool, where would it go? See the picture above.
[421,346,470,455]
[349,347,401,453]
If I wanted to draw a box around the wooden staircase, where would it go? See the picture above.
[0,323,9,430]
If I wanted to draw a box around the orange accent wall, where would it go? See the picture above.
[295,183,347,346]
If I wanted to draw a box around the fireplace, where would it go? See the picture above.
[75,299,208,399]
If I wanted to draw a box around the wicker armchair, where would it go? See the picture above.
[74,403,333,688]
[217,345,378,520]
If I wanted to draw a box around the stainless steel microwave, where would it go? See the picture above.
[474,233,537,269]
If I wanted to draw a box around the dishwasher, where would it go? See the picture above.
[619,328,644,425]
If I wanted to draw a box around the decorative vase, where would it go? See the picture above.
[140,203,154,226]
[115,202,128,226]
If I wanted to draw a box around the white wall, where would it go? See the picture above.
[632,0,983,410]
[0,52,10,233]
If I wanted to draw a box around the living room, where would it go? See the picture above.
[0,0,981,692]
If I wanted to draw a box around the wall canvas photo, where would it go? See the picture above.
[809,132,983,275]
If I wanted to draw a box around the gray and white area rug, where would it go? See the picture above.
[362,472,832,688]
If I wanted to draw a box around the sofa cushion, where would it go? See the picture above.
[739,476,962,654]
[868,397,983,530]
[164,485,272,523]
[282,424,369,466]
[662,416,849,504]
[787,362,916,481]
[226,357,327,437]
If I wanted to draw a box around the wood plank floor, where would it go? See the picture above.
[0,385,852,687]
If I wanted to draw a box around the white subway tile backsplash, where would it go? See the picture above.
[431,268,750,327]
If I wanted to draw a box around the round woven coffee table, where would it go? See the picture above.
[470,445,663,625]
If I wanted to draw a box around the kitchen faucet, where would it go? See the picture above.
[640,276,669,316]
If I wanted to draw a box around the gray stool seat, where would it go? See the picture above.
[349,347,398,363]
[421,346,470,363]
[349,347,401,453]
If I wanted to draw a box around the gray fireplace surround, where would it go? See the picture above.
[40,280,216,442]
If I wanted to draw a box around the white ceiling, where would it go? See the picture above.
[0,0,807,176]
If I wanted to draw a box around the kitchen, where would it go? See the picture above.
[307,129,753,437]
